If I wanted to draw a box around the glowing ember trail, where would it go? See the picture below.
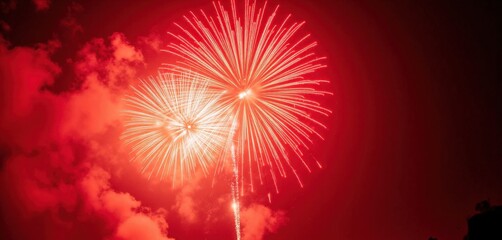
[165,0,332,192]
[229,119,241,240]
[121,73,231,185]
[231,144,241,240]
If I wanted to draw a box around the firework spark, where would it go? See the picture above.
[121,73,231,185]
[164,0,331,192]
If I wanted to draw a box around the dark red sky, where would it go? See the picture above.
[0,0,500,239]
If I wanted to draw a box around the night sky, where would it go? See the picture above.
[0,0,500,239]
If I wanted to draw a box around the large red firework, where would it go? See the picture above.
[164,0,331,193]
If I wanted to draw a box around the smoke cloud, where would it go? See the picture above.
[241,204,286,240]
[0,32,174,239]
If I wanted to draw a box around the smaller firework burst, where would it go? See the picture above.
[121,73,231,185]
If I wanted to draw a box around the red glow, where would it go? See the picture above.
[0,1,500,240]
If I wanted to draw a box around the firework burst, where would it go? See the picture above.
[121,73,231,185]
[164,0,331,192]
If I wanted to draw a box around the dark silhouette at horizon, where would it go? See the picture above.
[464,200,502,240]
